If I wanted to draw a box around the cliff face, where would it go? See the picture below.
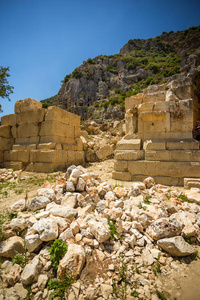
[53,26,200,122]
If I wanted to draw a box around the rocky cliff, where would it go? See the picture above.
[42,25,200,123]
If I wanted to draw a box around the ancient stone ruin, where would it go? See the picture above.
[113,69,200,186]
[0,98,84,172]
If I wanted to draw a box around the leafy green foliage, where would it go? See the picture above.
[152,253,161,275]
[12,252,28,268]
[0,209,18,241]
[42,102,50,108]
[47,268,74,300]
[107,217,123,240]
[87,58,96,64]
[40,94,58,106]
[156,290,167,300]
[0,66,14,111]
[49,239,68,270]
[143,195,151,204]
[72,68,82,79]
[106,65,118,75]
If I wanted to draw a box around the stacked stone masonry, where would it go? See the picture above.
[113,70,200,186]
[0,98,84,172]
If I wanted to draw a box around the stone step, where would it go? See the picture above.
[4,161,23,170]
[145,150,200,162]
[114,150,144,161]
[166,139,199,150]
[116,139,141,150]
[184,178,200,189]
[115,160,200,179]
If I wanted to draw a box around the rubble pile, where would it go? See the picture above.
[0,165,200,300]
[0,169,18,182]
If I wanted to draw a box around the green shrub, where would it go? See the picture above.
[106,65,118,75]
[87,58,96,64]
[72,68,82,79]
[49,239,68,270]
[62,74,71,83]
[42,102,50,108]
[107,217,123,240]
[12,252,28,268]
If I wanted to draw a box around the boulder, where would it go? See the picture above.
[88,220,110,243]
[21,257,42,285]
[32,218,58,241]
[152,217,182,240]
[25,234,43,252]
[37,188,55,200]
[28,196,51,212]
[0,236,24,258]
[9,199,26,214]
[58,244,85,279]
[157,236,195,256]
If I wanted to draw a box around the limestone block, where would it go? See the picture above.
[67,150,84,166]
[15,136,40,144]
[0,137,13,151]
[62,138,83,151]
[37,142,56,149]
[139,112,170,134]
[168,77,192,100]
[154,101,175,112]
[125,94,143,111]
[143,91,165,103]
[144,83,166,94]
[145,149,200,162]
[4,161,23,170]
[125,114,137,134]
[26,162,66,172]
[184,178,200,189]
[74,126,80,138]
[143,139,166,150]
[15,98,42,113]
[12,144,37,150]
[170,120,193,133]
[14,123,39,138]
[114,160,128,172]
[116,139,141,150]
[4,150,30,163]
[40,120,74,138]
[0,151,3,162]
[0,125,11,138]
[68,112,80,126]
[166,139,199,150]
[45,106,69,125]
[112,171,131,181]
[16,108,45,124]
[96,145,114,160]
[128,160,200,178]
[138,102,154,113]
[1,114,16,126]
[40,135,75,144]
[115,150,144,160]
[30,150,68,163]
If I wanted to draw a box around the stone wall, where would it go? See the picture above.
[0,98,84,172]
[113,70,200,186]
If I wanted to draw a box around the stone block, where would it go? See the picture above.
[74,126,80,138]
[26,162,66,173]
[166,139,199,150]
[138,102,154,113]
[67,150,85,166]
[12,144,37,150]
[143,91,165,103]
[37,143,56,149]
[15,137,40,144]
[116,139,141,150]
[45,106,70,125]
[144,83,166,94]
[68,112,80,127]
[114,160,128,172]
[0,137,13,151]
[1,114,16,126]
[168,78,192,100]
[125,94,143,110]
[4,161,23,170]
[40,135,75,144]
[4,150,30,163]
[141,130,192,141]
[62,138,83,151]
[0,151,3,163]
[0,125,11,138]
[30,150,68,163]
[115,150,144,160]
[139,112,170,136]
[145,150,200,162]
[154,101,175,112]
[130,174,183,186]
[112,171,131,181]
[40,121,74,138]
[184,178,200,189]
[125,114,137,134]
[16,123,39,138]
[16,109,45,124]
[15,98,42,113]
[128,160,200,178]
[143,139,166,150]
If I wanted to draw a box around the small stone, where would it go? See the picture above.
[0,236,24,258]
[157,236,195,256]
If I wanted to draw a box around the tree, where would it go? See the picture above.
[0,66,14,112]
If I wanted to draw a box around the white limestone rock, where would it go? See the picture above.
[28,196,50,212]
[37,188,55,200]
[157,236,195,256]
[32,217,58,241]
[88,219,110,243]
[9,199,26,214]
[21,257,42,285]
[0,236,24,258]
[25,234,43,252]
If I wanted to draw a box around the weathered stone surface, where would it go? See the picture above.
[28,196,51,212]
[15,98,42,113]
[9,199,26,214]
[58,244,85,279]
[152,218,182,240]
[37,188,55,200]
[21,257,42,285]
[32,218,58,241]
[96,145,113,160]
[25,234,43,252]
[88,220,110,243]
[157,236,195,256]
[0,236,24,258]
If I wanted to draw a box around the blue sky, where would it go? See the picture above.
[1,0,200,117]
